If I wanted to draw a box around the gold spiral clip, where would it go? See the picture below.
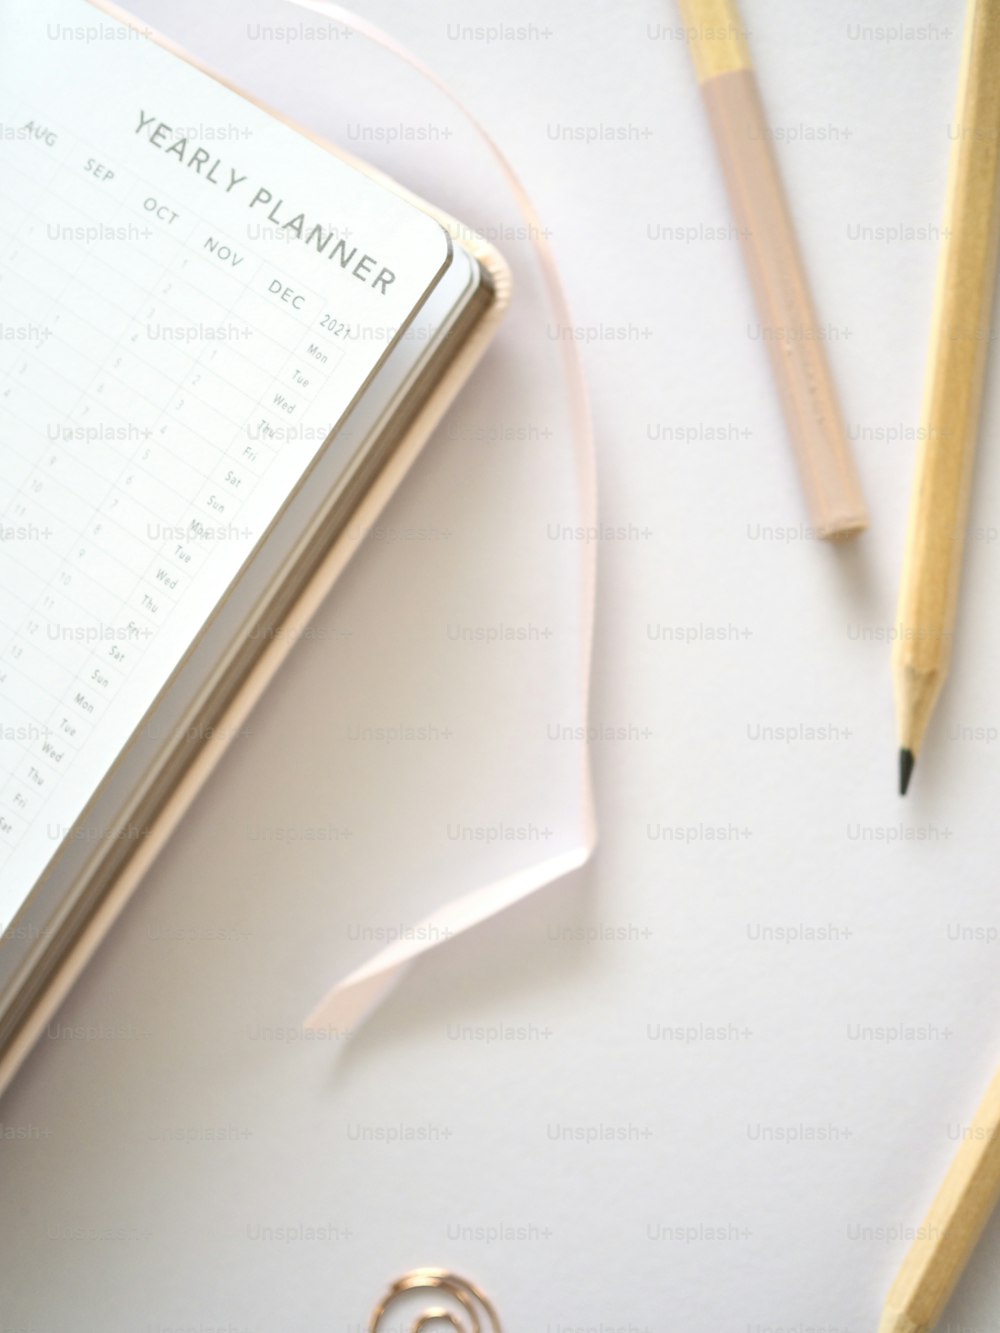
[369,1268,501,1333]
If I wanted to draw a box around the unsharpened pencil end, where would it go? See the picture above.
[899,748,915,796]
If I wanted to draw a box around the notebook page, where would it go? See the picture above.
[0,0,452,929]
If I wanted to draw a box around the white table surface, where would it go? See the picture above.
[5,1,1000,1329]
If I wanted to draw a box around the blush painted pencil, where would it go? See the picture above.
[677,0,869,540]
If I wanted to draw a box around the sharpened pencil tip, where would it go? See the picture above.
[899,749,915,796]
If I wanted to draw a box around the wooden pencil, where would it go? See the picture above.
[894,0,1000,795]
[677,0,869,539]
[879,1061,1000,1333]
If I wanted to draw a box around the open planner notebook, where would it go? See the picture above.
[0,0,507,1079]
